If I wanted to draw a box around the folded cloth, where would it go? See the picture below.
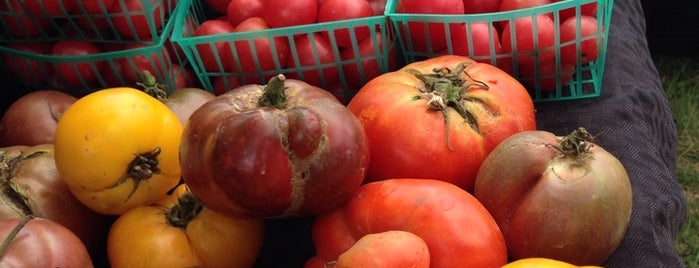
[535,0,686,267]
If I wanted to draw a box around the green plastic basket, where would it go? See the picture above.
[386,0,614,102]
[170,0,398,102]
[0,0,179,43]
[0,1,188,96]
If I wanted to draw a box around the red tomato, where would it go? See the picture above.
[263,0,318,28]
[367,0,387,15]
[334,230,430,268]
[462,0,502,13]
[74,0,117,30]
[340,31,398,90]
[77,0,116,13]
[20,0,76,15]
[0,216,94,267]
[180,75,369,219]
[193,19,236,72]
[474,128,632,265]
[306,178,508,268]
[205,0,231,13]
[518,60,575,92]
[0,1,51,38]
[0,90,76,146]
[395,0,465,52]
[440,22,503,61]
[501,14,556,66]
[554,1,597,21]
[119,43,173,84]
[51,40,106,89]
[499,0,551,11]
[212,75,243,95]
[347,55,536,191]
[231,17,290,75]
[109,0,165,39]
[226,0,265,26]
[286,33,340,88]
[317,0,374,48]
[559,15,600,65]
[0,42,54,87]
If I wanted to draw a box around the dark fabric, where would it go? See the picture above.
[535,0,686,267]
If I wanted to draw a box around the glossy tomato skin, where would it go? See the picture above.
[107,184,264,268]
[54,87,183,215]
[347,55,536,191]
[306,178,508,268]
[0,90,76,147]
[473,130,632,265]
[109,0,164,39]
[180,76,369,218]
[0,217,94,267]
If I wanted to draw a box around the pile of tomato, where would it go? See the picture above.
[0,0,629,267]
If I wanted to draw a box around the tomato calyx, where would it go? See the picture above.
[408,62,489,150]
[258,74,289,109]
[109,147,162,202]
[0,150,46,216]
[551,127,596,157]
[138,71,168,101]
[0,215,33,257]
[165,190,204,229]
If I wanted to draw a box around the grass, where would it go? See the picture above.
[655,56,699,268]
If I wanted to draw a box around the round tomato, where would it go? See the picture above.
[19,0,76,15]
[473,128,632,265]
[109,0,164,39]
[0,42,54,87]
[227,0,265,26]
[119,43,173,84]
[50,40,107,90]
[107,184,265,268]
[340,31,399,91]
[306,178,508,268]
[0,90,76,147]
[333,230,430,268]
[501,14,556,67]
[499,0,550,11]
[463,0,502,13]
[317,0,374,48]
[0,216,93,267]
[286,33,339,88]
[0,1,51,38]
[230,17,290,75]
[502,257,604,268]
[347,55,536,191]
[559,15,601,65]
[395,0,465,52]
[193,19,236,72]
[263,0,318,28]
[54,87,183,215]
[180,75,369,219]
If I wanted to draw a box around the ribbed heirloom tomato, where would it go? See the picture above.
[54,87,183,215]
[347,55,536,191]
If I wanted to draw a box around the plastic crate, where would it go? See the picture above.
[386,0,614,102]
[0,0,179,43]
[170,0,398,102]
[0,1,188,96]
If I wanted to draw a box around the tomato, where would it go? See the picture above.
[74,0,117,30]
[50,40,107,89]
[137,70,216,124]
[501,14,556,67]
[231,17,290,75]
[440,22,504,62]
[226,0,265,26]
[180,75,369,219]
[473,128,633,265]
[333,230,430,268]
[0,1,51,38]
[263,0,318,28]
[317,0,374,48]
[107,184,265,268]
[286,33,340,88]
[499,0,551,11]
[193,19,236,72]
[211,75,243,95]
[502,257,604,268]
[204,0,231,13]
[347,55,536,191]
[54,87,183,215]
[462,0,502,13]
[77,0,116,13]
[340,31,398,91]
[367,0,387,15]
[0,216,93,267]
[554,1,597,21]
[0,42,54,87]
[0,90,76,147]
[518,60,575,92]
[306,178,508,268]
[559,15,601,65]
[109,0,165,39]
[20,0,76,15]
[0,145,113,256]
[119,43,172,84]
[395,0,465,52]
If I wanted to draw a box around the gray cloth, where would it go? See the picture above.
[535,0,686,267]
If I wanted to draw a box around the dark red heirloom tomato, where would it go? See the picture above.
[473,128,633,265]
[347,55,536,191]
[306,178,508,268]
[180,75,369,219]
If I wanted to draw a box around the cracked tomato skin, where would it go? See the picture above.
[347,55,536,191]
[54,87,183,215]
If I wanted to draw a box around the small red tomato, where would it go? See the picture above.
[317,0,374,48]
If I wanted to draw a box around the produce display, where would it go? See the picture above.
[0,0,628,267]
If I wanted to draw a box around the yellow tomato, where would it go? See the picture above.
[501,258,605,268]
[54,87,182,215]
[107,184,265,268]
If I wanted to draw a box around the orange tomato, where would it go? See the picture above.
[501,258,605,268]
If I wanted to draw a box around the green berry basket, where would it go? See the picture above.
[170,0,398,102]
[0,0,179,43]
[386,0,614,102]
[0,0,188,96]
